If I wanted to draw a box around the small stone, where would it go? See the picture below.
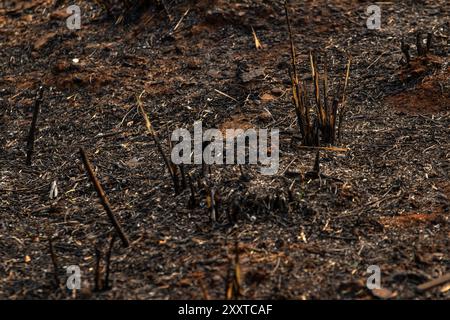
[261,93,275,102]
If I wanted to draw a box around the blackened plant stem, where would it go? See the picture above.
[48,237,60,288]
[137,93,180,194]
[104,235,116,290]
[26,86,44,165]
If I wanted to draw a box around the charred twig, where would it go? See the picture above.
[401,39,411,64]
[179,164,187,190]
[228,198,240,225]
[26,86,44,165]
[171,164,181,193]
[201,141,211,177]
[94,246,103,292]
[313,150,320,173]
[426,32,432,53]
[287,180,295,202]
[48,237,60,288]
[226,239,243,299]
[417,273,450,292]
[187,173,197,209]
[79,148,130,247]
[198,278,210,300]
[104,235,116,290]
[233,240,243,297]
[416,31,434,56]
[305,150,320,180]
[209,188,217,223]
[239,164,250,181]
[168,134,182,193]
[416,31,433,56]
[416,32,424,56]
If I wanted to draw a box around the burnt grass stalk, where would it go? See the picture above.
[48,237,61,289]
[137,93,184,195]
[225,239,243,300]
[94,234,116,292]
[94,235,117,292]
[25,86,44,166]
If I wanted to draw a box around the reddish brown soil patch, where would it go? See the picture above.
[398,55,445,82]
[219,114,254,138]
[42,59,114,92]
[380,212,439,228]
[380,180,449,229]
[386,67,450,114]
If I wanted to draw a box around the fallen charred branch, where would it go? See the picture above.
[79,148,130,248]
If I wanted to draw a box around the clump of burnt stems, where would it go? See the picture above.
[401,31,434,64]
[285,2,351,146]
[397,30,447,84]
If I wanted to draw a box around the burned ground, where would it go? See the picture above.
[0,0,449,299]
